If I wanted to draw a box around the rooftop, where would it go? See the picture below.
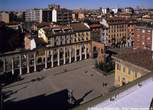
[112,48,153,71]
[40,23,90,38]
[136,20,153,28]
[70,23,90,32]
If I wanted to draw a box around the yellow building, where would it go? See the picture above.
[112,49,152,87]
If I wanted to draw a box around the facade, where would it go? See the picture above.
[85,20,109,46]
[42,9,52,22]
[24,33,33,50]
[42,8,72,23]
[25,9,43,23]
[124,7,134,14]
[88,22,107,42]
[103,17,135,47]
[127,19,137,47]
[24,32,37,50]
[112,8,118,14]
[133,22,153,50]
[48,4,60,9]
[48,4,72,24]
[0,23,91,75]
[72,12,85,21]
[55,8,72,24]
[106,17,129,44]
[0,12,10,23]
[101,8,107,14]
[113,49,152,87]
[92,41,105,64]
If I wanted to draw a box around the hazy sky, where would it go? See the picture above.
[0,0,153,11]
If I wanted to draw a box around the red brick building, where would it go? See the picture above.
[133,23,153,50]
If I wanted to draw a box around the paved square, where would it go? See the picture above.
[3,59,114,104]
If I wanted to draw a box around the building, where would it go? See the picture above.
[133,21,153,50]
[24,31,47,50]
[84,20,107,42]
[124,7,134,14]
[25,9,43,23]
[112,48,153,87]
[48,4,72,24]
[112,8,118,14]
[106,17,128,44]
[72,12,85,21]
[127,19,137,47]
[53,8,72,24]
[42,9,52,22]
[0,23,91,75]
[0,12,9,23]
[92,41,105,64]
[24,32,33,50]
[104,17,135,48]
[48,4,60,9]
[100,8,107,14]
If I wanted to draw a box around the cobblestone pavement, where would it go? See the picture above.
[3,59,114,104]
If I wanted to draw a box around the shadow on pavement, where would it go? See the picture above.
[3,89,93,110]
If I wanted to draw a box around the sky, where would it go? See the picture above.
[0,0,153,11]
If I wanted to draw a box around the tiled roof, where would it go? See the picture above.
[113,48,153,71]
[70,23,89,31]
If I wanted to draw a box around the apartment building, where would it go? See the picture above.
[133,21,153,50]
[106,17,128,43]
[48,4,72,24]
[102,17,136,47]
[25,9,43,23]
[42,9,52,22]
[0,23,92,75]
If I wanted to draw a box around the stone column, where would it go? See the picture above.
[51,50,54,67]
[34,52,36,72]
[3,58,6,73]
[80,45,82,60]
[26,54,30,73]
[69,47,71,63]
[11,57,14,75]
[19,55,22,75]
[85,44,87,59]
[75,46,77,61]
[45,50,48,69]
[63,47,66,65]
[57,48,60,66]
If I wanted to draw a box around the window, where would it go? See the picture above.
[142,30,145,33]
[147,37,150,40]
